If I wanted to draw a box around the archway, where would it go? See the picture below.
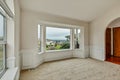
[105,18,120,64]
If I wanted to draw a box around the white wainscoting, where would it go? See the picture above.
[90,46,105,61]
[7,57,16,68]
[43,50,73,62]
[21,49,44,70]
[21,49,73,69]
[21,49,89,70]
[73,49,85,58]
[73,46,89,58]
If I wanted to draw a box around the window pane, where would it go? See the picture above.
[46,27,70,50]
[0,14,4,40]
[74,29,80,49]
[0,44,4,72]
[0,6,6,77]
[38,24,41,52]
[78,29,81,44]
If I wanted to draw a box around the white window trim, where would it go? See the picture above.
[1,68,18,80]
[38,21,84,53]
[0,0,14,18]
[45,26,72,52]
[74,28,81,50]
[39,21,81,29]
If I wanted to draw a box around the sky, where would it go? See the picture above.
[46,27,70,40]
[38,25,70,40]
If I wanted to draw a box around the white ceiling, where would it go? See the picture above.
[20,0,120,22]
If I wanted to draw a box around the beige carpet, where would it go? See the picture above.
[20,58,120,80]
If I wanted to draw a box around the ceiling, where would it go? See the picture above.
[20,0,120,22]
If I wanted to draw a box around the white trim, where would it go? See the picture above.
[70,29,73,49]
[111,28,113,55]
[42,25,46,52]
[1,67,18,80]
[21,48,87,70]
[39,20,82,28]
[45,27,71,50]
[38,52,44,54]
[45,49,72,53]
[0,0,14,18]
[37,21,84,53]
[0,41,6,44]
[20,49,44,70]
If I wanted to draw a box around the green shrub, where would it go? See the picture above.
[60,42,70,49]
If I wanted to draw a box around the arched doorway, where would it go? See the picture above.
[105,18,120,64]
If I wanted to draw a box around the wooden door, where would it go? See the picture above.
[113,27,120,57]
[106,28,111,59]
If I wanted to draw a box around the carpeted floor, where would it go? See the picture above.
[20,58,120,80]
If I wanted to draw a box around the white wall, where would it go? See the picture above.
[44,50,73,62]
[14,0,21,68]
[21,10,89,69]
[90,4,120,61]
[108,18,120,28]
[14,0,21,80]
[21,49,43,69]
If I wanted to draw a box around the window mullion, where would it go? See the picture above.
[71,29,74,50]
[0,41,6,44]
[3,44,6,69]
[3,17,7,42]
[41,25,46,52]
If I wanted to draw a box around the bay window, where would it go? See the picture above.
[38,23,81,52]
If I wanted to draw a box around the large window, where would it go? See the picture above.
[0,0,14,78]
[38,24,81,52]
[0,11,6,77]
[46,27,70,50]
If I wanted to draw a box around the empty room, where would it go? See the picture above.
[0,0,120,80]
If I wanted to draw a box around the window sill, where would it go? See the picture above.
[75,49,82,50]
[38,52,44,55]
[37,49,83,54]
[37,49,73,55]
[45,49,72,53]
[1,67,18,80]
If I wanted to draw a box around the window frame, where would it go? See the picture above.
[0,7,7,78]
[38,24,42,52]
[38,23,82,53]
[74,28,81,49]
[45,26,72,51]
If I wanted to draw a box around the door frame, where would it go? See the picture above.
[105,28,112,60]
